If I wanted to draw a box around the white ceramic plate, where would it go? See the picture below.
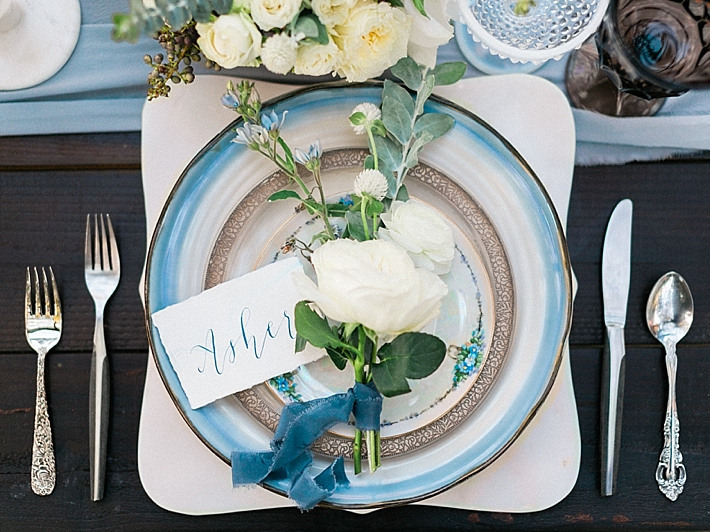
[145,83,572,508]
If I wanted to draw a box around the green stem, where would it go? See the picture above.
[360,198,371,240]
[353,429,363,475]
[313,166,336,241]
[366,126,378,170]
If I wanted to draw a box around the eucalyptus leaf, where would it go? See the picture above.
[403,131,432,169]
[373,136,402,170]
[390,57,422,91]
[415,74,435,116]
[294,12,329,44]
[413,113,454,141]
[370,332,446,397]
[211,0,233,14]
[294,301,340,349]
[156,0,190,28]
[268,190,302,202]
[395,184,409,201]
[187,0,213,23]
[383,80,414,119]
[431,61,467,86]
[382,96,412,145]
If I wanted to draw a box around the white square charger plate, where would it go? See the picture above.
[138,73,580,514]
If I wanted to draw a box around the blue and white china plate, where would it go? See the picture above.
[145,84,572,509]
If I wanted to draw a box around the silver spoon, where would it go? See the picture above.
[646,271,694,501]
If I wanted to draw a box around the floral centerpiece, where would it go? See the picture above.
[116,0,469,510]
[112,0,456,98]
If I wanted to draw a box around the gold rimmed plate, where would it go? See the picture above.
[145,83,572,508]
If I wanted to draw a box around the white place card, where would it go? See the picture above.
[152,257,325,409]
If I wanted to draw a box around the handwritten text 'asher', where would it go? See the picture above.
[151,257,325,409]
[193,307,295,375]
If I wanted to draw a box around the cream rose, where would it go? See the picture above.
[403,0,454,68]
[293,239,448,337]
[250,0,302,30]
[294,39,341,76]
[196,14,262,69]
[378,200,455,275]
[311,0,358,27]
[261,33,299,74]
[333,0,411,82]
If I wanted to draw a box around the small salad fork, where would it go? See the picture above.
[25,267,62,496]
[85,214,120,501]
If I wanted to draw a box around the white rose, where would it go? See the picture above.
[311,0,358,27]
[293,239,448,338]
[403,0,454,69]
[294,39,341,76]
[378,200,455,275]
[250,0,302,30]
[196,14,262,69]
[333,0,411,82]
[261,33,299,74]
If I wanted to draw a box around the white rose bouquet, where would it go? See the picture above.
[221,57,465,476]
[112,0,456,99]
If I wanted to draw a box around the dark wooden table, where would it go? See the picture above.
[0,132,708,530]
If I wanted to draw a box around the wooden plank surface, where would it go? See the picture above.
[0,133,709,530]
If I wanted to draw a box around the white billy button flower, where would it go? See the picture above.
[378,200,455,275]
[349,102,381,135]
[250,0,302,31]
[353,169,388,201]
[293,238,448,339]
[196,13,262,69]
[261,33,299,75]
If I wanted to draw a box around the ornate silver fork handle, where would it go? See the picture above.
[656,347,686,501]
[31,348,55,496]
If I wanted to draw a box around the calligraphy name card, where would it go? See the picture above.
[152,257,324,409]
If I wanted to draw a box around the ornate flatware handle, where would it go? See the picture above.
[32,352,56,496]
[656,349,684,501]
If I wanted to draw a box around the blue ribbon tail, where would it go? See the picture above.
[230,389,357,510]
[287,456,350,511]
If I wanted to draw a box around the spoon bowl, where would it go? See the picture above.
[645,271,693,501]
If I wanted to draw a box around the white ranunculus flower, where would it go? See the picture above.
[353,169,388,200]
[293,239,448,338]
[378,200,455,275]
[311,0,358,27]
[294,39,341,76]
[261,33,299,74]
[196,14,262,69]
[350,102,381,135]
[333,0,411,82]
[403,0,454,68]
[250,0,302,31]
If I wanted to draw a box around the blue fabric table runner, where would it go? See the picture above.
[1,0,709,165]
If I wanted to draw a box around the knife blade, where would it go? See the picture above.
[600,198,633,496]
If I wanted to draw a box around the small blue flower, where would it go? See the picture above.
[294,139,322,165]
[221,89,240,111]
[233,123,268,147]
[340,194,354,206]
[261,109,287,133]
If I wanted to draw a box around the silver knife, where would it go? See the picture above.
[600,198,633,496]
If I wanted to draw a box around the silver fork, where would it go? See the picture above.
[25,267,62,496]
[84,214,120,501]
